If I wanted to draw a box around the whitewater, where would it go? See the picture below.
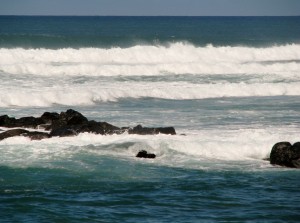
[1,43,300,107]
[1,42,300,166]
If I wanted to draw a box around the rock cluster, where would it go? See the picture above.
[270,142,300,168]
[0,109,176,142]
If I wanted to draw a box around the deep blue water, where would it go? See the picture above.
[0,16,300,48]
[1,164,300,222]
[0,16,300,222]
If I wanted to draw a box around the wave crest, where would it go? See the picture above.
[0,43,300,76]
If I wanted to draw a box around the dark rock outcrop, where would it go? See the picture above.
[59,109,88,125]
[49,120,123,137]
[45,109,88,131]
[0,109,176,141]
[270,141,300,168]
[136,150,156,159]
[40,112,60,124]
[0,115,43,129]
[128,125,176,135]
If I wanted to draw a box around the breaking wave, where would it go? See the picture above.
[1,43,300,107]
[0,43,300,76]
[1,82,300,107]
[0,126,299,170]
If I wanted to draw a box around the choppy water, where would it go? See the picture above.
[0,16,300,222]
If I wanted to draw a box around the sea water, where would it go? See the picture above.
[0,16,300,222]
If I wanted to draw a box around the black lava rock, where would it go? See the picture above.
[0,115,43,129]
[136,150,156,159]
[0,109,176,140]
[270,141,300,168]
[129,125,176,135]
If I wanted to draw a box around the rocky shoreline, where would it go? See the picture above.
[0,109,176,158]
[1,109,300,166]
[0,109,176,139]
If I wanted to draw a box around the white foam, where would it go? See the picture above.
[1,81,300,107]
[0,43,300,76]
[1,43,300,107]
[0,127,298,170]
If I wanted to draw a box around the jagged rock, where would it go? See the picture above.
[0,115,44,129]
[40,112,59,124]
[45,109,88,131]
[59,109,88,125]
[128,125,176,135]
[17,116,44,128]
[0,115,14,127]
[50,120,123,137]
[136,150,156,159]
[270,141,300,168]
[0,109,177,140]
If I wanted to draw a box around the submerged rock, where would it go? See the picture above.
[270,141,300,168]
[136,150,156,159]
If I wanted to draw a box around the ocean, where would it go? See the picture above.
[0,16,300,222]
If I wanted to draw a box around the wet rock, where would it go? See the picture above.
[40,112,59,124]
[59,109,88,125]
[50,120,123,137]
[17,116,44,128]
[0,129,50,141]
[50,127,78,137]
[128,125,176,135]
[291,142,300,168]
[1,109,177,140]
[0,129,29,141]
[75,121,123,135]
[45,109,88,131]
[0,115,44,129]
[136,150,156,159]
[23,131,50,140]
[270,141,300,168]
[0,115,14,127]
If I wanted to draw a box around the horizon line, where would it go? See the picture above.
[0,15,299,17]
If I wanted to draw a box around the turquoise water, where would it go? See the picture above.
[0,16,300,222]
